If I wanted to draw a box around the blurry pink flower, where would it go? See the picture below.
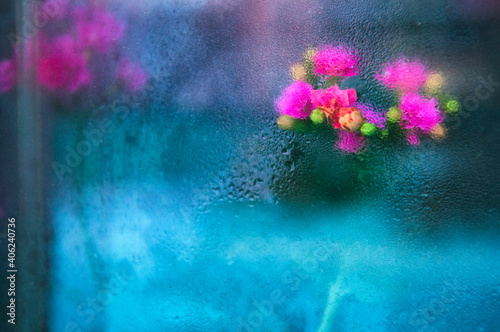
[356,103,386,128]
[311,85,357,109]
[336,131,365,153]
[313,45,359,78]
[0,59,17,93]
[20,33,50,69]
[376,59,428,92]
[37,35,92,93]
[311,86,358,126]
[406,131,421,146]
[116,59,147,92]
[275,81,314,119]
[400,93,443,133]
[74,7,125,53]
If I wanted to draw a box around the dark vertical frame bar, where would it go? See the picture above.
[15,0,50,330]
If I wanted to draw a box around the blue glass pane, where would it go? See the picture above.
[1,0,499,331]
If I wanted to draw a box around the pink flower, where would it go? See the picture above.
[406,131,421,146]
[356,103,386,128]
[310,85,358,126]
[19,33,50,69]
[116,59,147,92]
[400,93,443,133]
[311,85,357,109]
[336,131,365,153]
[74,7,125,53]
[275,81,314,119]
[336,107,364,131]
[376,59,428,92]
[37,35,92,93]
[313,45,359,78]
[0,59,17,93]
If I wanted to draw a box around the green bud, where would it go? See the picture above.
[445,99,460,114]
[304,48,317,63]
[360,122,377,136]
[277,115,295,130]
[380,129,389,138]
[310,108,325,124]
[387,107,402,123]
[277,115,311,132]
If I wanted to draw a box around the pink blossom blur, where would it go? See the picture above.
[336,131,365,153]
[406,131,421,146]
[37,35,92,93]
[116,59,147,92]
[275,81,314,119]
[74,7,125,53]
[20,33,50,70]
[376,59,428,92]
[400,93,443,133]
[311,85,357,109]
[0,59,16,93]
[313,45,359,78]
[356,103,386,128]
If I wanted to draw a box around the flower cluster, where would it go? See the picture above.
[0,1,147,96]
[275,46,460,153]
[377,59,459,145]
[276,45,373,153]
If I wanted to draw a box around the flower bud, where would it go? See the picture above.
[445,99,460,114]
[304,48,317,63]
[360,122,377,136]
[290,63,307,81]
[430,123,446,140]
[277,115,295,130]
[387,107,402,123]
[310,108,325,124]
[425,72,446,94]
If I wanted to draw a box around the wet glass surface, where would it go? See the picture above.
[1,0,500,331]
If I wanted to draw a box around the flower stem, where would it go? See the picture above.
[317,273,348,332]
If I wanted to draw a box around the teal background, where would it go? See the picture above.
[0,0,499,331]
